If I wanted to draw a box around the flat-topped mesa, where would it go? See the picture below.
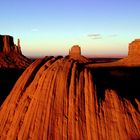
[69,45,81,56]
[128,39,140,56]
[0,35,21,54]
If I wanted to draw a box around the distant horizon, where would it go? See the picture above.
[26,52,127,59]
[0,0,139,57]
[0,33,130,58]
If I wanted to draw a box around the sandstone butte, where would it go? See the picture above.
[86,39,140,68]
[0,35,31,68]
[0,45,140,140]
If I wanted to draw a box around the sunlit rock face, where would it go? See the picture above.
[0,35,31,68]
[121,39,140,66]
[128,39,140,56]
[0,46,140,140]
[86,38,140,67]
[68,45,89,62]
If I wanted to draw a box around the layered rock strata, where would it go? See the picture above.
[0,53,139,139]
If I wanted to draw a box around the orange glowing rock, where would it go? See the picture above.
[69,45,81,56]
[128,39,140,56]
[86,38,140,67]
[0,45,140,140]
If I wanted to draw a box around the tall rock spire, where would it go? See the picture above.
[17,38,21,53]
[18,38,20,48]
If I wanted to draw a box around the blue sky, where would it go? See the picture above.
[0,0,140,57]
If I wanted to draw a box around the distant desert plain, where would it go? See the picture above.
[0,35,140,140]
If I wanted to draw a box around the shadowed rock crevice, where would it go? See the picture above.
[92,67,140,111]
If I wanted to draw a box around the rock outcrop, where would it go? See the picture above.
[69,45,81,56]
[0,35,31,68]
[128,39,140,56]
[0,46,139,140]
[0,35,21,54]
[68,45,89,62]
[86,38,140,67]
[0,35,32,105]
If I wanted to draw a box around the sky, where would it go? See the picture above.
[0,0,140,57]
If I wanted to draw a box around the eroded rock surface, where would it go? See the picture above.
[0,35,31,68]
[0,50,139,139]
[0,35,32,105]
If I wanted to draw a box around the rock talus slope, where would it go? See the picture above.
[0,46,140,140]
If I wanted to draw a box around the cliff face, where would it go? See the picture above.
[86,38,140,68]
[0,35,31,68]
[0,35,21,54]
[128,39,140,56]
[0,47,139,139]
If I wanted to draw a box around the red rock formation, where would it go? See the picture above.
[0,35,31,68]
[3,35,14,54]
[68,45,89,62]
[69,45,81,56]
[0,46,139,139]
[0,35,21,54]
[86,38,140,67]
[128,39,140,56]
